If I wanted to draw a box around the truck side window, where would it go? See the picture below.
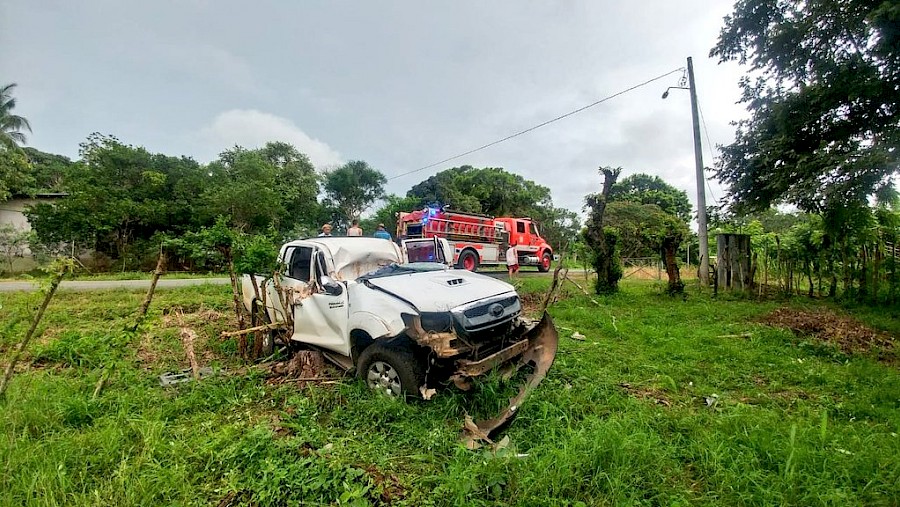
[530,222,538,236]
[287,247,313,281]
[517,221,526,234]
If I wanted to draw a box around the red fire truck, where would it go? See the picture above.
[397,208,554,272]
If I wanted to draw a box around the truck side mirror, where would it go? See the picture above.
[320,275,344,296]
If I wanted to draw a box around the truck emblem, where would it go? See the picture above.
[489,303,505,318]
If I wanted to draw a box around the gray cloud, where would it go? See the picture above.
[1,0,749,222]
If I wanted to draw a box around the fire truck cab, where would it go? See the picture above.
[397,208,553,272]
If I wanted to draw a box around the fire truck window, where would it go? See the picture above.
[287,247,313,281]
[530,222,538,236]
[516,222,526,234]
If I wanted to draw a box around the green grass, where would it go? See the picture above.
[1,281,898,506]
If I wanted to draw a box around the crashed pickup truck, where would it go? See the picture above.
[241,236,558,440]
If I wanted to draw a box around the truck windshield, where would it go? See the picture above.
[359,262,447,280]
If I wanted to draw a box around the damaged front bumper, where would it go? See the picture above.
[404,311,559,448]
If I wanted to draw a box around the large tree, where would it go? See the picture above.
[323,160,387,227]
[711,0,900,214]
[608,173,692,223]
[407,165,553,217]
[203,143,320,234]
[0,83,31,149]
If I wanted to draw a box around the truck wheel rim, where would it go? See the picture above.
[464,255,475,270]
[542,255,551,269]
[367,361,401,396]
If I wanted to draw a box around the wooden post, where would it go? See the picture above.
[0,267,66,397]
[132,251,167,331]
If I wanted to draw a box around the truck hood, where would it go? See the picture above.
[364,269,516,312]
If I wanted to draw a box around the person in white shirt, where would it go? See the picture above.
[318,224,333,237]
[347,219,362,237]
[506,242,519,279]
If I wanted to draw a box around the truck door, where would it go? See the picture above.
[291,249,350,355]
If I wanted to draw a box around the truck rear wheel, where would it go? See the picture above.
[538,252,552,272]
[457,250,479,272]
[357,341,425,399]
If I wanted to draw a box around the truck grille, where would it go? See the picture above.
[454,295,521,334]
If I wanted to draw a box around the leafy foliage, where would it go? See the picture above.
[407,165,552,217]
[0,148,32,201]
[608,173,692,223]
[323,160,386,227]
[0,83,31,149]
[25,134,207,261]
[711,0,900,213]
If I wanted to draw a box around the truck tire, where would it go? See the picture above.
[457,249,479,272]
[357,341,425,399]
[538,251,552,273]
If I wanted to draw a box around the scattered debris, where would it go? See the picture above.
[758,307,894,354]
[717,332,753,339]
[159,367,215,386]
[705,393,719,408]
[570,332,586,341]
[267,350,338,386]
[363,465,407,504]
[419,386,437,400]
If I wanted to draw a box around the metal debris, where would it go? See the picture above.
[159,367,214,386]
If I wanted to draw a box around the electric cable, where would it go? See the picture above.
[387,67,686,181]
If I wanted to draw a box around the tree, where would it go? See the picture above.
[0,148,32,201]
[711,0,900,214]
[22,147,75,193]
[26,134,207,264]
[407,165,553,217]
[204,143,320,234]
[608,173,692,223]
[323,160,386,227]
[0,83,31,149]
[584,167,623,294]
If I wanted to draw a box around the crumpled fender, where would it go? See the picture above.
[461,312,559,449]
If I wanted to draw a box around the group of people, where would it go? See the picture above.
[318,220,392,240]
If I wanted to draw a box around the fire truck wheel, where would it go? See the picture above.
[538,252,552,272]
[457,250,479,272]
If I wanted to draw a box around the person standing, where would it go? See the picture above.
[373,223,392,241]
[506,242,519,279]
[318,224,333,237]
[347,219,363,237]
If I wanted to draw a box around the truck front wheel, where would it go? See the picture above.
[538,251,552,272]
[457,250,479,272]
[357,341,425,399]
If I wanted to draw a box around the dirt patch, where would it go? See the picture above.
[618,382,672,407]
[519,292,543,315]
[758,307,894,354]
[362,465,407,504]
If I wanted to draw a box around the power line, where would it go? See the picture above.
[387,67,685,181]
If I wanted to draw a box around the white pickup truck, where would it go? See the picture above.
[241,236,557,407]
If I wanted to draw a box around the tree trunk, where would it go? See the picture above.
[224,246,247,357]
[662,239,684,295]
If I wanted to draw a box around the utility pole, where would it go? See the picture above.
[687,57,709,286]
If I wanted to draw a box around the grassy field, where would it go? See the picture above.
[1,279,898,506]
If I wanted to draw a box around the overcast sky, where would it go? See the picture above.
[1,1,748,219]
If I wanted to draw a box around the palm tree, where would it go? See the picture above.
[0,83,32,148]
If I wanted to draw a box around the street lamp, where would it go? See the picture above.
[662,56,710,287]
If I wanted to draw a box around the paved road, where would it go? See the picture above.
[0,269,582,293]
